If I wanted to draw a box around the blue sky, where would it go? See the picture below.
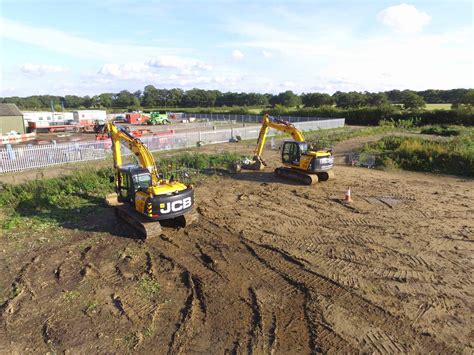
[0,0,472,96]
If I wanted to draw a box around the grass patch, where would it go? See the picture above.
[0,168,114,234]
[303,125,397,147]
[84,300,100,314]
[0,282,22,307]
[425,103,452,110]
[362,129,474,176]
[62,290,81,303]
[139,275,160,300]
[0,151,241,234]
[420,126,461,137]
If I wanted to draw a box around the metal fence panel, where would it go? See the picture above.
[0,118,345,174]
[182,113,343,123]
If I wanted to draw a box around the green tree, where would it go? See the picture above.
[452,89,474,110]
[334,91,366,109]
[98,93,113,108]
[167,88,184,107]
[141,85,159,107]
[365,92,388,107]
[113,90,140,108]
[64,95,84,108]
[401,91,426,110]
[271,90,301,107]
[301,93,334,107]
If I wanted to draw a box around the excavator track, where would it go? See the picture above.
[114,204,198,239]
[317,170,335,182]
[274,167,319,185]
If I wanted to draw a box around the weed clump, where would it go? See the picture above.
[420,126,461,137]
[363,134,474,176]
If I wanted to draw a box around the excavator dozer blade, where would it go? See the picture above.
[274,167,319,185]
[114,204,199,239]
[105,193,121,207]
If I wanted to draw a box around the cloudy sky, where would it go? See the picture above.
[0,0,472,96]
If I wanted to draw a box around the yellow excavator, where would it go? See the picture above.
[105,121,197,238]
[242,114,334,185]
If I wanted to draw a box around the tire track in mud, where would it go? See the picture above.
[167,271,207,355]
[257,229,430,288]
[241,239,354,354]
[240,237,453,353]
[150,220,318,353]
[145,236,219,354]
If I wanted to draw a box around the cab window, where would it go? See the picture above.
[282,142,301,165]
[133,173,152,191]
[282,143,292,163]
[118,172,132,201]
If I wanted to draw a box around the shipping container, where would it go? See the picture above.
[23,111,74,126]
[73,110,107,124]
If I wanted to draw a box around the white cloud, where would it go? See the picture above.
[262,50,272,58]
[147,56,212,71]
[377,4,431,34]
[0,16,206,67]
[98,62,151,80]
[231,49,244,61]
[21,63,66,75]
[225,18,473,92]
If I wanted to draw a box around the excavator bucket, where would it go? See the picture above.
[241,157,266,171]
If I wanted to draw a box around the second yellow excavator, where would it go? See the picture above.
[105,121,197,238]
[242,114,334,185]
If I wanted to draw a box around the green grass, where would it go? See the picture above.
[420,125,461,136]
[0,151,242,235]
[139,275,160,300]
[0,282,22,307]
[362,127,474,176]
[63,290,81,303]
[84,300,99,314]
[425,103,452,110]
[302,124,401,148]
[0,168,115,235]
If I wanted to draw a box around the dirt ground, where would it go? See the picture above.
[1,139,473,353]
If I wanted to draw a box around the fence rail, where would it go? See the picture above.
[0,118,344,174]
[181,113,345,123]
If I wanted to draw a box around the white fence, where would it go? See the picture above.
[182,113,344,123]
[0,118,344,174]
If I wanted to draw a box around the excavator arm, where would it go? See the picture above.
[253,114,305,159]
[106,121,159,185]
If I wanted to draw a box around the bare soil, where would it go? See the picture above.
[1,141,473,353]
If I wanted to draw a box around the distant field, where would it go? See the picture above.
[424,103,452,110]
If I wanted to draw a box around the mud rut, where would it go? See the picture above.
[1,165,473,353]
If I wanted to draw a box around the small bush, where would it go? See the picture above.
[363,135,474,176]
[420,126,461,137]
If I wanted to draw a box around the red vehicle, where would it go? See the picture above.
[28,121,96,133]
[126,113,150,124]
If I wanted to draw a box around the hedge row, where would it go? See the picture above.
[266,106,474,126]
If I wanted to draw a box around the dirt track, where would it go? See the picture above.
[1,145,473,353]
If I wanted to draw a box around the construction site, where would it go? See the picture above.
[0,113,472,353]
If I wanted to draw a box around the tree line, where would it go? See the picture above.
[1,86,472,111]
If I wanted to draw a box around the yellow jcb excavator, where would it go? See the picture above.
[242,114,334,185]
[105,121,197,238]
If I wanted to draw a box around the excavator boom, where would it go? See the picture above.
[242,114,334,185]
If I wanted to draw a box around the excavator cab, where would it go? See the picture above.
[116,164,152,203]
[282,141,307,165]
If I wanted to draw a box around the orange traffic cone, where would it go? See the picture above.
[344,187,353,203]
